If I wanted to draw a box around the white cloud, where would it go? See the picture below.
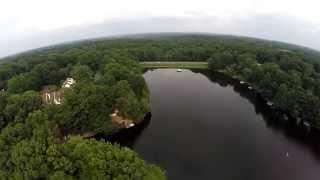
[0,0,320,57]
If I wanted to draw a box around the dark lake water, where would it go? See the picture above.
[115,69,320,180]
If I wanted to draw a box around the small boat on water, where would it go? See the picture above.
[177,69,182,72]
[267,101,274,106]
[129,123,135,128]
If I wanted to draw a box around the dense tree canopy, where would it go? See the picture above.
[0,111,165,179]
[207,47,320,129]
[0,38,164,179]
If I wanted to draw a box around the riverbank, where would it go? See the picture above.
[141,60,317,133]
[95,112,152,145]
[201,69,319,134]
[143,61,320,134]
[127,69,320,180]
[140,61,208,69]
[75,111,152,140]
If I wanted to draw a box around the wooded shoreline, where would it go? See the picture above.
[140,61,208,69]
[142,63,320,135]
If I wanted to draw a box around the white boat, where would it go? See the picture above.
[129,123,135,128]
[177,69,182,72]
[267,101,274,106]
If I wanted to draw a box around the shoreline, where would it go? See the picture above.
[143,66,319,135]
[94,112,152,145]
[201,69,320,135]
[140,61,208,69]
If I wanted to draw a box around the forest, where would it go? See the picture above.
[1,33,320,178]
[0,43,163,179]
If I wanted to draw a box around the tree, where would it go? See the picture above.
[313,62,320,73]
[54,137,166,179]
[70,64,93,83]
[4,91,42,123]
[273,84,292,110]
[77,52,101,71]
[221,52,235,65]
[128,74,146,96]
[208,52,234,70]
[242,68,252,81]
[11,139,49,179]
[235,53,256,69]
[208,54,224,70]
[256,50,276,63]
[116,94,144,120]
[96,72,116,86]
[0,91,8,128]
[7,73,40,93]
[63,83,114,133]
[299,93,320,122]
[31,61,60,85]
[104,63,131,81]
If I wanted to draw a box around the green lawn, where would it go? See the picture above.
[140,61,208,69]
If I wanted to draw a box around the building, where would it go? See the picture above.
[62,78,76,88]
[40,86,62,105]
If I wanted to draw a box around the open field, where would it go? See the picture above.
[140,61,208,69]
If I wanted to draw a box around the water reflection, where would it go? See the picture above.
[195,69,320,161]
[108,69,320,180]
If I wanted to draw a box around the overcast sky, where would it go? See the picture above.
[0,0,320,58]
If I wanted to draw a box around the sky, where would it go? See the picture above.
[0,0,320,58]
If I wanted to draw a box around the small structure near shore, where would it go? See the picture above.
[110,109,135,128]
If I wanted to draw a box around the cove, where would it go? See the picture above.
[108,69,320,180]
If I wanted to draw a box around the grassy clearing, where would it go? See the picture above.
[140,61,208,69]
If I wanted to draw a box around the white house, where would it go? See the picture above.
[62,78,76,88]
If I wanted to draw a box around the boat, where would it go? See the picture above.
[303,121,311,132]
[267,101,274,106]
[129,123,135,128]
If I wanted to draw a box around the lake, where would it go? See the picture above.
[114,69,320,180]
